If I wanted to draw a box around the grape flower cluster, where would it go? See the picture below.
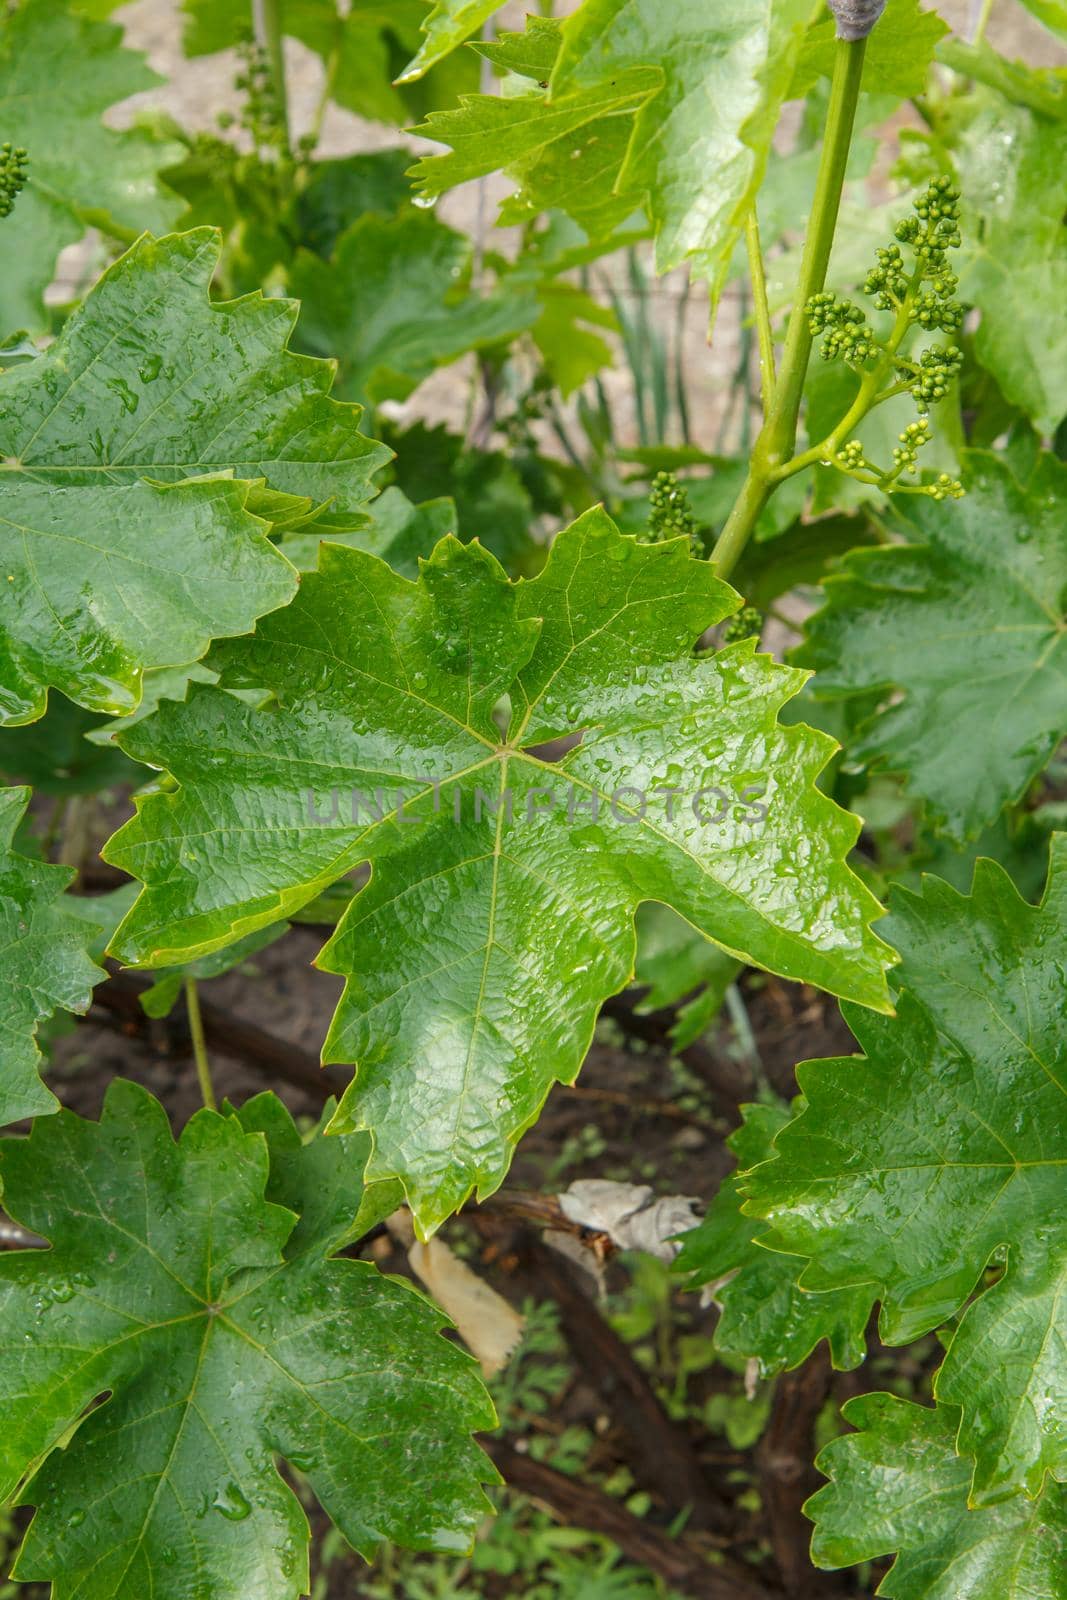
[803,176,967,500]
[647,471,698,549]
[0,143,29,219]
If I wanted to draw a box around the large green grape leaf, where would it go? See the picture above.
[953,90,1067,433]
[103,512,893,1231]
[0,785,104,1125]
[0,0,182,333]
[675,1102,869,1374]
[795,451,1067,843]
[0,227,396,725]
[291,211,538,405]
[0,1081,495,1598]
[744,841,1067,1501]
[807,1395,1067,1600]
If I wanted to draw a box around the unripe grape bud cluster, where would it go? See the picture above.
[0,143,29,219]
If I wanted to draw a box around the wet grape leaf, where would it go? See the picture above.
[808,1396,1067,1599]
[104,511,892,1231]
[745,841,1067,1501]
[0,786,106,1125]
[0,228,393,725]
[0,1081,495,1598]
[796,451,1067,842]
[675,1102,869,1373]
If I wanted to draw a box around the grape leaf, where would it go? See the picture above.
[0,0,182,332]
[409,16,654,240]
[0,786,105,1125]
[1016,0,1067,44]
[807,1395,1067,1600]
[0,227,396,725]
[0,1081,495,1598]
[398,0,504,81]
[795,451,1067,843]
[744,841,1067,1501]
[550,0,811,294]
[103,513,893,1231]
[291,211,538,405]
[790,0,949,99]
[953,91,1067,434]
[675,1102,869,1374]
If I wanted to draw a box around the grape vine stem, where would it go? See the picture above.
[711,35,868,581]
[185,977,217,1111]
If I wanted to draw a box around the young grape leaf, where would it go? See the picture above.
[291,211,538,405]
[0,227,396,725]
[0,1081,495,1598]
[744,841,1067,1501]
[807,1395,1067,1600]
[0,0,182,332]
[398,0,505,81]
[0,786,105,1125]
[675,1102,869,1373]
[103,512,893,1231]
[551,0,811,295]
[795,451,1067,843]
[409,16,655,241]
[279,487,457,576]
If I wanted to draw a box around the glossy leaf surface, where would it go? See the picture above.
[745,842,1067,1500]
[796,452,1067,842]
[808,1396,1067,1599]
[104,513,892,1231]
[0,786,104,1125]
[1,1083,495,1598]
[0,228,395,724]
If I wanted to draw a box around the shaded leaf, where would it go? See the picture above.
[0,786,104,1125]
[0,0,182,331]
[292,211,538,405]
